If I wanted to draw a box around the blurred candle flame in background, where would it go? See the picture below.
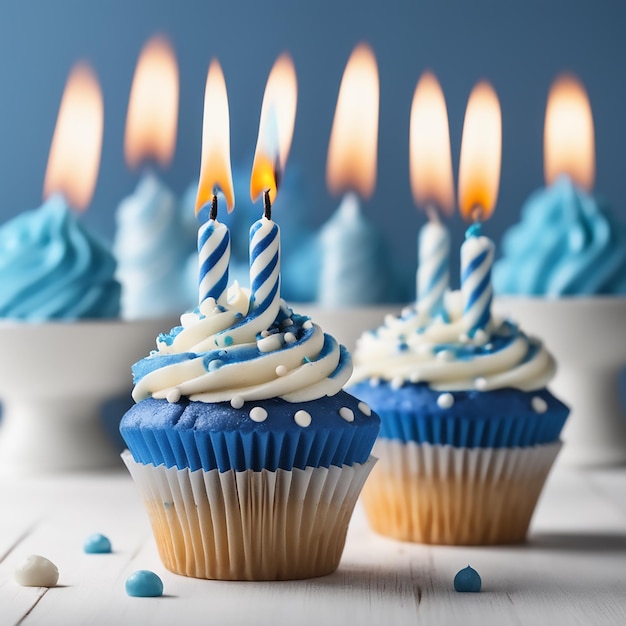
[196,59,234,213]
[458,81,502,221]
[43,62,104,211]
[250,53,298,204]
[409,71,454,215]
[124,35,179,170]
[326,43,379,199]
[544,74,595,191]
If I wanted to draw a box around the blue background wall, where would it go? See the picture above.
[1,0,625,287]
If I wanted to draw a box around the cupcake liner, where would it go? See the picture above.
[121,395,379,472]
[122,450,376,580]
[361,439,561,545]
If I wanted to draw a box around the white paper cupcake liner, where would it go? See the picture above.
[361,439,561,545]
[122,451,376,580]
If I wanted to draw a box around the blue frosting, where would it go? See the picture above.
[0,196,121,320]
[494,176,626,296]
[347,380,567,448]
[120,391,380,472]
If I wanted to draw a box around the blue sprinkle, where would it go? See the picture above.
[303,356,311,364]
[235,312,243,319]
[83,533,112,554]
[125,570,164,597]
[398,342,409,352]
[465,222,483,239]
[454,565,482,592]
[224,335,234,346]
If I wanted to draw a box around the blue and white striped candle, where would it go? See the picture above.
[417,217,450,318]
[198,197,230,304]
[461,222,495,336]
[249,204,280,315]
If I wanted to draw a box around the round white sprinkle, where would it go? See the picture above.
[284,332,296,344]
[475,377,488,390]
[230,396,245,409]
[294,410,312,427]
[208,359,222,371]
[459,333,470,343]
[391,377,404,389]
[281,317,293,328]
[339,407,355,422]
[15,555,59,587]
[357,401,371,416]
[436,350,454,362]
[437,393,455,409]
[249,407,268,422]
[261,329,271,338]
[409,372,421,383]
[303,320,313,330]
[166,388,181,403]
[532,396,548,413]
[275,365,288,377]
[401,306,413,317]
[257,334,284,353]
[370,377,381,387]
[485,343,494,351]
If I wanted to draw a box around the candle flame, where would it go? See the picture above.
[196,59,234,213]
[326,43,379,199]
[124,35,179,169]
[544,74,594,191]
[43,63,103,211]
[458,81,502,221]
[250,53,298,204]
[409,71,454,215]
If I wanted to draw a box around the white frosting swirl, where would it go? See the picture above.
[351,291,556,392]
[132,283,352,403]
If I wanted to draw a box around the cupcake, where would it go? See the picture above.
[120,281,379,580]
[348,289,569,545]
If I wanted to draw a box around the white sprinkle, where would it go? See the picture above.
[532,396,548,413]
[417,344,433,356]
[208,359,222,371]
[459,333,470,343]
[166,388,181,403]
[485,343,494,351]
[281,317,293,328]
[257,334,284,353]
[409,372,421,383]
[370,377,381,387]
[357,401,371,416]
[230,396,245,409]
[391,377,404,389]
[437,350,454,362]
[303,320,313,330]
[401,306,414,318]
[437,393,455,409]
[275,365,288,377]
[473,329,489,345]
[284,332,296,343]
[384,314,396,326]
[294,410,312,427]
[15,555,59,587]
[339,407,354,422]
[475,377,488,390]
[249,407,268,423]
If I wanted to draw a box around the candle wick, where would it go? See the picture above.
[263,190,272,220]
[425,205,440,224]
[471,205,484,224]
[209,195,218,221]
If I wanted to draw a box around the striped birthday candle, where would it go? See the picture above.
[461,222,495,336]
[197,196,230,304]
[417,219,450,318]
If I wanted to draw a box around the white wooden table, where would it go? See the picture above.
[1,460,625,626]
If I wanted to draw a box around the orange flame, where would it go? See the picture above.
[43,63,103,211]
[250,53,298,204]
[544,74,594,191]
[458,81,502,221]
[195,60,234,214]
[124,35,179,170]
[326,43,379,199]
[409,71,454,215]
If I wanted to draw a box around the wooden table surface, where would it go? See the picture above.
[1,460,625,626]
